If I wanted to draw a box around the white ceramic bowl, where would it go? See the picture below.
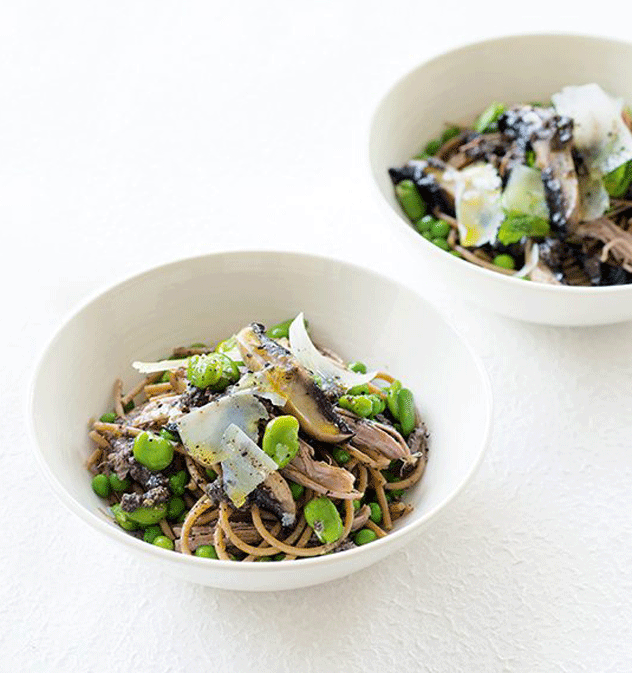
[28,251,491,591]
[369,34,632,326]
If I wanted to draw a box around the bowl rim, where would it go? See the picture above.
[26,249,492,573]
[368,31,632,295]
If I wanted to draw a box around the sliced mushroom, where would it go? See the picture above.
[498,105,580,234]
[281,440,361,500]
[249,471,296,527]
[235,323,353,444]
[337,409,417,464]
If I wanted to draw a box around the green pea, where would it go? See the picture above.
[187,353,239,391]
[332,447,350,464]
[432,237,450,251]
[304,497,344,544]
[441,126,461,143]
[167,496,185,520]
[143,525,162,544]
[347,383,370,395]
[338,394,373,418]
[493,254,516,270]
[133,431,174,471]
[123,399,135,413]
[354,529,378,545]
[368,502,382,524]
[111,504,138,531]
[91,474,111,498]
[430,220,450,238]
[414,214,435,234]
[421,232,433,240]
[424,138,442,155]
[289,482,304,500]
[99,412,117,423]
[266,318,294,339]
[152,535,174,551]
[205,468,218,481]
[195,545,219,559]
[386,380,402,419]
[395,179,426,221]
[169,470,187,496]
[352,499,362,511]
[474,101,506,133]
[348,361,367,374]
[108,473,130,492]
[159,428,179,443]
[397,388,416,437]
[126,503,168,525]
[261,415,300,468]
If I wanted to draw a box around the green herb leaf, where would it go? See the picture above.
[603,160,632,198]
[497,211,550,246]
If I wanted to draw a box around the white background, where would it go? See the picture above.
[2,2,632,671]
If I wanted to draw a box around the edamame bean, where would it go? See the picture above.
[369,394,386,416]
[430,220,450,238]
[347,383,370,395]
[143,525,162,544]
[108,473,130,492]
[195,545,219,559]
[99,412,117,423]
[397,388,416,437]
[169,470,187,496]
[262,415,300,468]
[152,535,174,551]
[354,529,378,545]
[475,102,506,133]
[414,215,435,234]
[368,502,382,524]
[304,497,344,543]
[395,180,426,221]
[91,474,111,498]
[386,380,402,419]
[338,394,373,418]
[126,503,168,525]
[266,318,293,339]
[111,504,138,531]
[432,237,450,251]
[348,362,367,374]
[187,353,239,391]
[493,254,516,270]
[289,482,304,500]
[133,432,174,471]
[167,496,185,520]
[332,447,350,464]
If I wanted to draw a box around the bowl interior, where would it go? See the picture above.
[370,34,632,210]
[30,252,490,585]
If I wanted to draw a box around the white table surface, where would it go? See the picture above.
[3,2,632,671]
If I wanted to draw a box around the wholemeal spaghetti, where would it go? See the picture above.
[86,315,429,561]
